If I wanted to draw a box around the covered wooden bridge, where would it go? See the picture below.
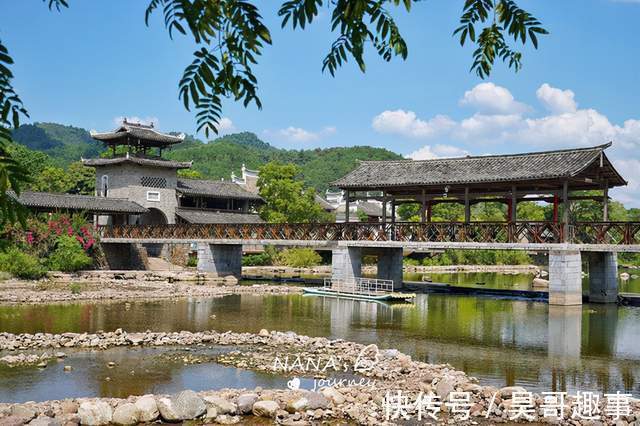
[99,143,639,306]
[334,142,628,244]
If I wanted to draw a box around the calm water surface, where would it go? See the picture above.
[1,274,639,401]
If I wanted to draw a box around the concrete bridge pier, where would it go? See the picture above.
[331,247,362,279]
[331,246,404,290]
[197,243,242,278]
[548,250,583,306]
[586,251,618,303]
[375,247,404,290]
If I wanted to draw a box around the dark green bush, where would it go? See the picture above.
[277,248,322,268]
[47,236,92,272]
[243,252,273,266]
[0,247,46,279]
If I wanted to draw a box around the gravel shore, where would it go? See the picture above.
[0,329,637,425]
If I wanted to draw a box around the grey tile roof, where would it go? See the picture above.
[82,156,192,169]
[333,143,627,189]
[11,191,148,214]
[315,194,334,211]
[358,202,384,217]
[177,179,263,200]
[175,208,264,224]
[90,121,184,145]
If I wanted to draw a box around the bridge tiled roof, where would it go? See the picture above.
[177,179,262,200]
[90,121,185,146]
[175,208,264,224]
[11,191,148,214]
[334,143,627,190]
[82,156,192,169]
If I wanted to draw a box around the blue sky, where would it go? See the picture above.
[2,1,640,204]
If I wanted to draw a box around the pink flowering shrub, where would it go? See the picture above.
[1,213,99,273]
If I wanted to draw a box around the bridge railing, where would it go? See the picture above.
[98,221,640,245]
[569,222,640,245]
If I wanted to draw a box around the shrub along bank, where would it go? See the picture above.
[0,213,96,279]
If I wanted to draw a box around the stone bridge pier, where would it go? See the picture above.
[331,246,404,290]
[196,243,243,278]
[549,250,619,305]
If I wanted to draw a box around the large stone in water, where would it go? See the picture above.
[203,396,237,415]
[435,376,456,399]
[10,405,36,421]
[320,387,346,405]
[252,400,279,418]
[499,386,527,399]
[305,392,329,409]
[157,390,206,421]
[134,395,158,422]
[77,401,113,425]
[236,393,258,414]
[0,415,30,426]
[29,416,62,426]
[112,403,139,425]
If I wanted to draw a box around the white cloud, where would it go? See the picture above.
[536,83,577,114]
[459,82,529,114]
[113,115,159,127]
[371,110,455,138]
[372,84,640,149]
[371,82,640,206]
[407,144,469,160]
[266,125,336,143]
[217,117,235,134]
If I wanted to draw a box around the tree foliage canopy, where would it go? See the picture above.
[257,162,332,223]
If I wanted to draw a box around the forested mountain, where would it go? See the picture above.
[11,124,402,192]
[12,123,102,167]
[166,132,402,192]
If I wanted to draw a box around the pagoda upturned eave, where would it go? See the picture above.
[90,121,185,147]
[81,155,192,170]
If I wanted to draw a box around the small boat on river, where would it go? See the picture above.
[303,277,416,303]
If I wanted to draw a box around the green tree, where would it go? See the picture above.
[257,162,331,223]
[66,161,95,195]
[177,169,205,180]
[30,166,73,193]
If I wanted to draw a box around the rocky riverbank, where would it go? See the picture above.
[0,278,301,305]
[0,329,638,425]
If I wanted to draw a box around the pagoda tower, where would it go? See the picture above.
[83,119,192,225]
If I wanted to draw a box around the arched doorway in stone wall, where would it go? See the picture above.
[138,208,168,226]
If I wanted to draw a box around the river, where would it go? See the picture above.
[0,272,638,402]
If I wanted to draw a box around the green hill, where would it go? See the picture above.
[11,124,402,192]
[12,123,102,167]
[166,132,402,192]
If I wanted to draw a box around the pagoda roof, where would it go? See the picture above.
[90,120,185,147]
[82,154,192,170]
